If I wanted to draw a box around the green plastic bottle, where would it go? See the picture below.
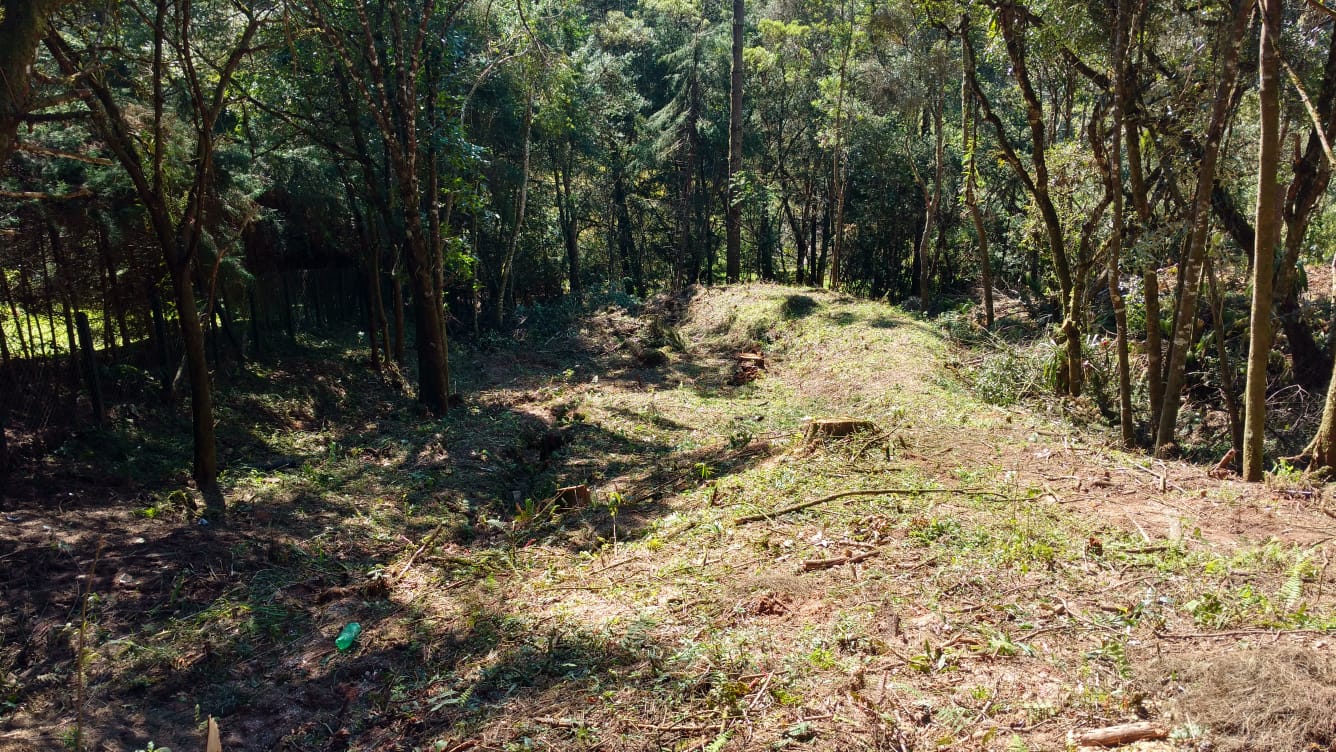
[335,622,362,651]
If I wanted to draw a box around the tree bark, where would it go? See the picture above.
[828,3,852,290]
[1243,0,1282,480]
[1108,0,1135,447]
[726,0,744,284]
[0,0,64,172]
[555,148,581,299]
[1145,270,1164,433]
[961,15,993,328]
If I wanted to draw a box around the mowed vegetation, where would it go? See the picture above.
[3,285,1333,752]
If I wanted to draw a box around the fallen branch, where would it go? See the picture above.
[1154,627,1333,640]
[735,487,1006,525]
[535,717,585,728]
[1075,721,1167,747]
[1117,545,1168,555]
[394,523,446,579]
[801,549,879,570]
[635,721,714,733]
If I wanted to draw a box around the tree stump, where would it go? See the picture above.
[730,352,766,385]
[554,485,592,506]
[737,352,765,369]
[804,418,878,443]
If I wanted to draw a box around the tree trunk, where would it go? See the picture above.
[726,0,744,284]
[75,312,104,426]
[1243,0,1282,480]
[1155,0,1253,453]
[556,152,581,299]
[759,200,775,280]
[0,0,63,171]
[1206,254,1244,452]
[171,264,218,493]
[391,277,406,365]
[1145,269,1164,433]
[496,90,533,329]
[966,11,1076,388]
[1108,0,1135,447]
[961,18,993,328]
[1303,355,1336,470]
[1,268,30,359]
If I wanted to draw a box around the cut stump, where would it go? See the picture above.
[730,352,766,385]
[804,418,878,443]
[554,485,592,506]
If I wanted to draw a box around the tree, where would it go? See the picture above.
[1154,0,1254,453]
[1105,0,1134,447]
[959,13,992,327]
[44,0,264,505]
[964,4,1083,393]
[304,0,460,414]
[0,0,67,171]
[1242,0,1282,480]
[726,0,743,283]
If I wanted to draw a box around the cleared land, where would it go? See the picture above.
[3,284,1334,752]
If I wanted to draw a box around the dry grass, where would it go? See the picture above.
[1146,646,1336,752]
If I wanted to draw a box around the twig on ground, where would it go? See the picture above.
[1094,574,1161,595]
[747,671,776,711]
[1154,627,1333,640]
[1125,514,1153,544]
[535,716,585,728]
[801,549,879,570]
[636,721,714,733]
[735,487,1007,525]
[1119,545,1169,555]
[395,523,446,580]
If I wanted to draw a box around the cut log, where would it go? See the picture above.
[804,418,878,442]
[1075,721,1168,747]
[555,485,592,506]
[737,352,766,369]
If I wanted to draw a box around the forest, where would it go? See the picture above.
[3,0,1336,749]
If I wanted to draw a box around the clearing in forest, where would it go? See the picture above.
[2,283,1335,752]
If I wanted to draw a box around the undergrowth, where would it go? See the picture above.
[1,284,1332,752]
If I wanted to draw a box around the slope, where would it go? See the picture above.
[2,283,1334,752]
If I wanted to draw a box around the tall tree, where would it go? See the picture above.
[1106,0,1134,447]
[1242,0,1282,480]
[964,5,1082,393]
[1154,0,1254,453]
[305,0,460,414]
[0,0,66,171]
[960,13,992,328]
[44,0,263,504]
[726,0,743,283]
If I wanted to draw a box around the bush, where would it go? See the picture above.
[969,341,1058,406]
